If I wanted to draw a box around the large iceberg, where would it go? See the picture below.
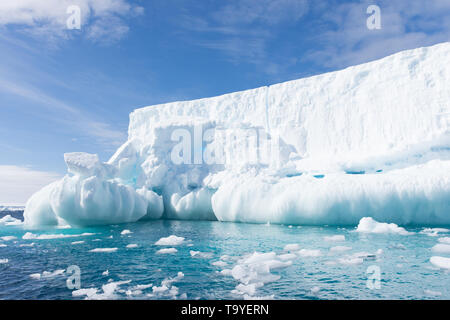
[24,42,450,227]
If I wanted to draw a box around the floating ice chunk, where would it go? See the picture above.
[283,244,300,252]
[71,241,85,245]
[102,270,109,276]
[356,217,413,235]
[430,256,450,269]
[438,237,450,244]
[126,244,138,248]
[431,244,450,253]
[1,236,16,241]
[424,289,442,296]
[420,228,450,237]
[89,248,118,253]
[20,243,35,247]
[310,286,320,295]
[211,261,228,267]
[151,272,184,298]
[297,249,322,257]
[232,283,263,296]
[277,253,297,261]
[190,250,213,258]
[155,235,185,246]
[0,215,22,226]
[156,248,177,254]
[0,259,8,264]
[23,232,95,240]
[324,235,345,242]
[338,257,364,265]
[329,246,352,253]
[0,244,7,247]
[30,269,65,279]
[121,230,132,235]
[72,288,98,299]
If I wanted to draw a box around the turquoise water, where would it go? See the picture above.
[0,217,449,300]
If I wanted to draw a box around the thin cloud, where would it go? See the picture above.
[0,165,61,205]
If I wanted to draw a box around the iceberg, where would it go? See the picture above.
[24,42,450,227]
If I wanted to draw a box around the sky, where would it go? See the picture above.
[0,0,449,205]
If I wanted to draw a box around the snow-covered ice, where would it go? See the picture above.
[22,42,450,227]
[430,256,450,269]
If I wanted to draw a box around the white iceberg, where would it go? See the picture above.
[24,42,450,227]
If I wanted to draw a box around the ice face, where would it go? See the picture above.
[24,42,450,227]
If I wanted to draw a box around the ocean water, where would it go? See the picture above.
[0,214,449,300]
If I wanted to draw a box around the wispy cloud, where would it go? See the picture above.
[0,77,126,147]
[0,165,61,205]
[302,0,450,69]
[0,0,143,44]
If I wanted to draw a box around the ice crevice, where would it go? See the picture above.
[24,42,450,227]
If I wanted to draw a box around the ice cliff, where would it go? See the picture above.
[24,42,450,227]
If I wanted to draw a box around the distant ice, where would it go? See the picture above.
[30,269,65,280]
[324,235,345,242]
[1,236,17,241]
[71,241,85,245]
[0,259,8,264]
[126,244,138,248]
[23,232,95,240]
[0,215,22,226]
[89,248,118,253]
[156,248,177,254]
[121,230,132,235]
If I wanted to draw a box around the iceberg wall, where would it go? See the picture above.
[24,42,450,227]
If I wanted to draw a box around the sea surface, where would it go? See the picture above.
[0,212,449,300]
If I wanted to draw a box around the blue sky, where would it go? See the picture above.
[0,0,449,205]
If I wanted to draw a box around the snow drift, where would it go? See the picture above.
[24,42,450,227]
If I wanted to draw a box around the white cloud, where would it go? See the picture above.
[0,165,61,205]
[0,0,143,43]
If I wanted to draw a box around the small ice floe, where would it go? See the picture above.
[438,237,450,244]
[356,217,413,235]
[1,236,17,241]
[102,270,109,276]
[156,248,177,254]
[23,232,95,240]
[283,244,300,252]
[0,215,23,226]
[71,241,85,245]
[0,258,8,264]
[297,249,322,257]
[431,244,450,253]
[73,280,131,300]
[324,235,345,242]
[89,248,118,253]
[30,269,65,280]
[126,244,138,249]
[148,272,184,299]
[430,256,450,269]
[121,230,132,235]
[420,228,450,237]
[155,235,184,246]
[221,251,293,299]
[20,243,35,247]
[190,250,214,259]
[211,260,228,267]
[329,246,352,253]
[277,253,297,261]
[424,289,442,296]
[0,243,6,247]
[310,286,320,295]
